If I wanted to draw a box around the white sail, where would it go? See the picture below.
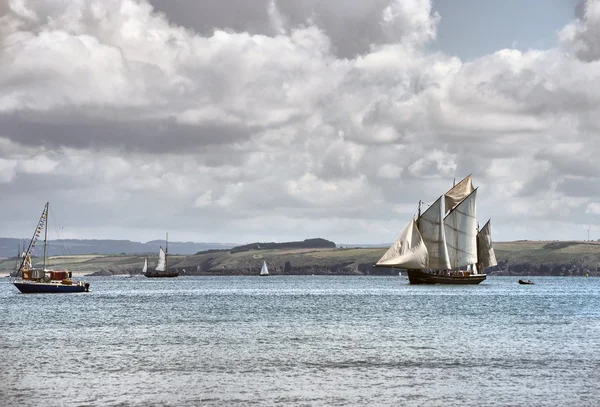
[156,247,166,271]
[444,189,478,269]
[418,196,451,270]
[445,174,474,213]
[477,219,497,269]
[376,218,428,269]
[260,261,269,276]
[142,257,148,273]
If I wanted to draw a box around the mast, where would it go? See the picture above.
[16,203,48,277]
[476,222,481,274]
[165,232,168,273]
[15,242,20,271]
[43,202,49,272]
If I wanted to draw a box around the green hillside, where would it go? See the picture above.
[3,240,600,276]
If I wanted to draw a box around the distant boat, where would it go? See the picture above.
[141,257,148,275]
[144,233,178,278]
[518,279,534,285]
[12,202,90,294]
[259,261,269,276]
[374,175,497,285]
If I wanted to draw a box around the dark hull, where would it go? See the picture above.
[144,272,179,278]
[407,270,486,285]
[13,281,89,293]
[518,280,534,285]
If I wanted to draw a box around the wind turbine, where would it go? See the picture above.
[587,225,592,241]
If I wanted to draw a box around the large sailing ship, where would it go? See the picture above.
[12,202,90,293]
[144,233,179,278]
[374,175,497,284]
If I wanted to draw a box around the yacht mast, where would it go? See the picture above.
[43,202,49,272]
[165,232,168,273]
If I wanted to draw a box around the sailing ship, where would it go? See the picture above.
[12,202,90,293]
[144,234,179,278]
[259,261,270,276]
[374,175,497,285]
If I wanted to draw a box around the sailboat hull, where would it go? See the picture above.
[144,271,179,278]
[13,281,89,293]
[407,269,486,285]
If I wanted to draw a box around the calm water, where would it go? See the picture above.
[1,276,599,406]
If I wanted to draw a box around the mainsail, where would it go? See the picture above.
[260,261,269,276]
[142,258,148,273]
[156,247,166,271]
[445,174,474,213]
[444,189,478,269]
[417,196,451,270]
[376,219,428,269]
[477,219,497,269]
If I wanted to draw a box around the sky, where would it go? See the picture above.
[1,0,599,245]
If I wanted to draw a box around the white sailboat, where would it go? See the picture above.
[141,257,148,275]
[374,175,497,284]
[259,261,270,276]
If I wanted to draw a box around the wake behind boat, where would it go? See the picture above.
[144,233,178,278]
[374,175,497,285]
[12,202,90,294]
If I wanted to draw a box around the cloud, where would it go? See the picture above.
[1,0,600,244]
[560,0,600,62]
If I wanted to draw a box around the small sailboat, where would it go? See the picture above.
[373,175,497,285]
[141,257,148,275]
[12,202,90,293]
[259,261,270,276]
[144,233,178,278]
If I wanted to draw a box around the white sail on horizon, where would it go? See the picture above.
[418,196,451,270]
[260,261,269,276]
[444,189,478,269]
[142,257,148,273]
[477,219,497,269]
[376,218,428,269]
[156,247,166,271]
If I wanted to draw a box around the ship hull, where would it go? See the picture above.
[407,269,486,285]
[13,281,89,293]
[144,271,179,278]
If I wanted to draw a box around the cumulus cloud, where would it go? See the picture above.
[1,0,600,244]
[560,0,600,62]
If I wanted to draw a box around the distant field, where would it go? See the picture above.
[0,254,186,275]
[3,240,599,275]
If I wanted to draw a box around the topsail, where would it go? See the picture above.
[444,174,474,213]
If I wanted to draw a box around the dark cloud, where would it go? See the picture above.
[0,111,254,153]
[149,0,433,58]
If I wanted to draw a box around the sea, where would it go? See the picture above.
[1,275,599,406]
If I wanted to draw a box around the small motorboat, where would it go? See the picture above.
[518,279,535,285]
